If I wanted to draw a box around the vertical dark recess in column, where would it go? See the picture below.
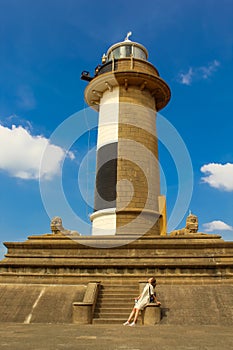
[94,142,117,211]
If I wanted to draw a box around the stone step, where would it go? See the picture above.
[97,302,133,308]
[97,298,134,304]
[95,307,131,314]
[98,291,136,297]
[93,283,139,324]
[97,295,133,301]
[97,298,133,304]
[99,287,136,292]
[94,306,131,312]
[101,282,137,289]
[96,299,133,305]
[96,301,134,309]
[92,318,143,325]
[94,312,131,319]
[92,318,127,325]
[101,285,136,291]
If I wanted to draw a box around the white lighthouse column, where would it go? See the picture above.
[89,86,119,235]
[84,34,171,236]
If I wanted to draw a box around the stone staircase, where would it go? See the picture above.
[93,284,233,325]
[93,284,138,324]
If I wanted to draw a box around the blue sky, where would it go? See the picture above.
[0,0,233,257]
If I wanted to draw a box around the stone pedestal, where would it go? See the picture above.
[1,234,233,285]
[143,305,161,325]
[72,302,93,324]
[0,234,233,324]
[72,282,99,324]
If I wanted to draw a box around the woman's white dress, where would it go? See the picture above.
[135,283,154,310]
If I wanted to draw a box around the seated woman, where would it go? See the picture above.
[123,277,161,326]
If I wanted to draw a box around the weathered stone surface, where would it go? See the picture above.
[0,323,233,350]
[0,232,232,324]
[0,234,233,284]
[142,304,161,325]
[0,284,85,323]
[73,282,100,324]
[72,302,93,324]
[158,284,233,325]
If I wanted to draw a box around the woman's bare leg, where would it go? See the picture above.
[127,308,136,322]
[133,308,140,323]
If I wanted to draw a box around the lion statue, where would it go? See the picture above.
[170,212,199,236]
[50,216,80,236]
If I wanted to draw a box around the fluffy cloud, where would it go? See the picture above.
[178,60,220,85]
[179,68,194,86]
[0,124,74,180]
[203,220,233,232]
[200,163,233,191]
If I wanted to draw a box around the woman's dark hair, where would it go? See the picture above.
[150,277,156,286]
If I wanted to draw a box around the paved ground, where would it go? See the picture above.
[0,324,232,350]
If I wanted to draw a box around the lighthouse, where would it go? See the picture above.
[82,33,171,236]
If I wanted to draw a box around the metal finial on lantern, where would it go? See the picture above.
[124,31,132,41]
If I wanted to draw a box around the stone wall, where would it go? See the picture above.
[158,284,233,325]
[0,284,86,323]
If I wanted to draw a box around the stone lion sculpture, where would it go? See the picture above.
[170,212,199,236]
[50,216,80,236]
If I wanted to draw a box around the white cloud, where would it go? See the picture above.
[178,60,220,85]
[179,68,193,86]
[200,60,220,79]
[200,163,233,191]
[203,220,233,232]
[0,124,74,180]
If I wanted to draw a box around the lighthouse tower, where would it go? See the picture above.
[82,33,171,236]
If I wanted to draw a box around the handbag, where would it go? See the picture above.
[149,286,154,303]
